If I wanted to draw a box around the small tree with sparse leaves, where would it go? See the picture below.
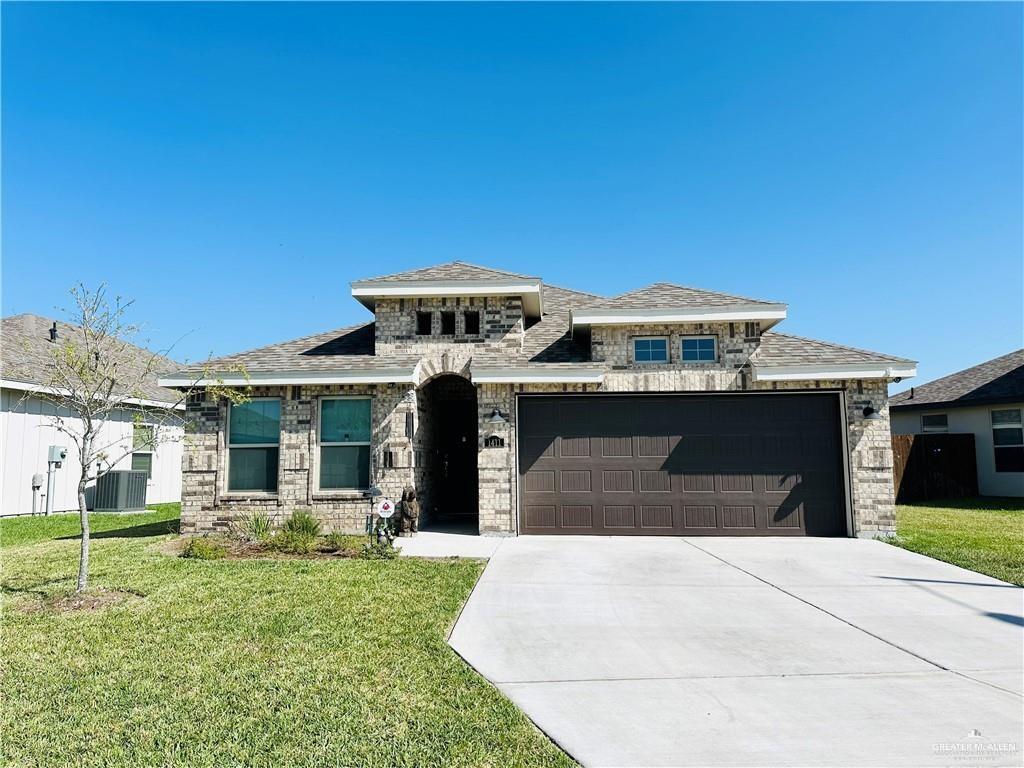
[15,284,248,592]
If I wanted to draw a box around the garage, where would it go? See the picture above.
[517,393,848,536]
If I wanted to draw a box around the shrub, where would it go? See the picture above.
[359,541,398,561]
[320,533,364,554]
[283,510,321,538]
[231,512,273,542]
[267,531,316,555]
[181,537,227,560]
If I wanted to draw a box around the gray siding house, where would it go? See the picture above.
[160,262,916,538]
[891,350,1024,498]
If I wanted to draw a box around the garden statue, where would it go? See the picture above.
[396,486,419,536]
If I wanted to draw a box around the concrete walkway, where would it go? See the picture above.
[395,529,505,559]
[449,536,1024,767]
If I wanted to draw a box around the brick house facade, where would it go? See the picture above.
[162,263,915,538]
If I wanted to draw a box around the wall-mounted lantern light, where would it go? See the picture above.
[862,406,883,421]
[487,408,507,424]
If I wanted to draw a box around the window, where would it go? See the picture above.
[991,408,1024,473]
[228,399,280,492]
[132,423,154,479]
[681,336,717,363]
[440,311,456,335]
[634,337,669,363]
[320,397,371,489]
[464,310,480,335]
[416,311,433,336]
[921,414,948,433]
[131,453,153,478]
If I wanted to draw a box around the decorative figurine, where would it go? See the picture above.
[396,486,419,536]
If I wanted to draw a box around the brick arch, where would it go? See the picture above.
[414,353,474,389]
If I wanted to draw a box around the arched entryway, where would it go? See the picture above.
[416,374,479,532]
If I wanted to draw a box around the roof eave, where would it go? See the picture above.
[571,304,788,327]
[890,394,1024,412]
[158,367,418,388]
[1,378,184,410]
[350,278,544,319]
[750,362,917,382]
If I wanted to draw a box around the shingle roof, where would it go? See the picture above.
[581,282,781,311]
[176,323,420,375]
[752,331,915,368]
[353,261,538,284]
[890,350,1024,410]
[1,313,181,404]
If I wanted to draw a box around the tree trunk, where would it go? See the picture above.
[77,440,91,593]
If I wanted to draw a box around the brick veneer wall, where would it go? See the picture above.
[182,319,896,538]
[373,296,525,356]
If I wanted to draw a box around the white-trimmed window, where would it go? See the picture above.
[681,336,717,363]
[131,423,154,479]
[633,336,669,364]
[227,398,281,492]
[991,408,1024,473]
[319,396,371,490]
[921,413,948,433]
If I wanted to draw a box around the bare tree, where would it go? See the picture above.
[19,284,247,591]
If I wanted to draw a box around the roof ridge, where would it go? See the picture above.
[353,260,538,283]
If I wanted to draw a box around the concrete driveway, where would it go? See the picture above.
[449,537,1023,767]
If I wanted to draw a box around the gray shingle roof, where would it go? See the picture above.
[353,261,538,284]
[752,331,915,368]
[1,313,181,404]
[890,350,1024,410]
[162,264,914,381]
[179,323,420,375]
[581,282,781,312]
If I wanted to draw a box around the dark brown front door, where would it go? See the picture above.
[517,393,847,536]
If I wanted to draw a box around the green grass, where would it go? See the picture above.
[0,502,181,548]
[891,497,1024,586]
[0,504,573,767]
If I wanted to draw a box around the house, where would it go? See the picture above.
[1,314,184,516]
[160,262,916,538]
[890,350,1024,498]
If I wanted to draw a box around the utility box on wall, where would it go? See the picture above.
[94,470,148,512]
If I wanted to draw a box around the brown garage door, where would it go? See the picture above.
[518,393,847,536]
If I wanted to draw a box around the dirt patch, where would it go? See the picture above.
[22,587,143,615]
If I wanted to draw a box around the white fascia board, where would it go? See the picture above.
[1,378,185,410]
[351,278,544,316]
[471,367,605,384]
[751,363,918,382]
[157,368,418,388]
[571,304,788,326]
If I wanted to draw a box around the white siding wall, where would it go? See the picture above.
[891,403,1024,498]
[1,388,183,515]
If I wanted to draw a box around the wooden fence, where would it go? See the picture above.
[892,433,978,503]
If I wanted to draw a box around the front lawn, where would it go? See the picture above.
[891,497,1024,586]
[1,504,573,767]
[0,502,181,548]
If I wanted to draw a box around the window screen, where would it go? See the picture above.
[441,311,456,335]
[416,311,432,335]
[992,409,1024,473]
[464,310,481,335]
[320,398,372,489]
[228,399,280,491]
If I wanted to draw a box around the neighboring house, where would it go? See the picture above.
[890,350,1024,498]
[161,262,915,538]
[1,314,184,515]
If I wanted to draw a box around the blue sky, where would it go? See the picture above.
[3,2,1021,388]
